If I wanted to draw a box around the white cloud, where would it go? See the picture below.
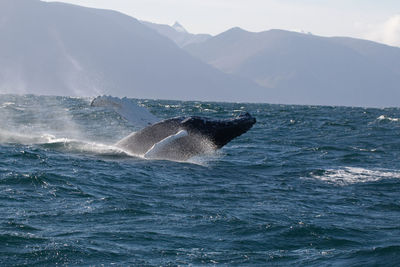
[381,15,400,46]
[366,14,400,47]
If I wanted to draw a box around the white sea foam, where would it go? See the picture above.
[52,140,132,157]
[0,102,15,108]
[187,152,221,167]
[310,167,400,185]
[0,130,54,144]
[0,129,131,157]
[377,115,399,122]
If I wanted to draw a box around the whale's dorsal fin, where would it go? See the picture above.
[144,130,188,159]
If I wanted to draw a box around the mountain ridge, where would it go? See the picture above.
[1,0,399,107]
[0,0,264,102]
[141,20,211,48]
[184,27,400,107]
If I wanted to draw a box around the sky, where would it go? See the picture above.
[44,0,400,46]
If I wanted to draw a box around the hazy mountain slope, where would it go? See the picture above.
[330,37,400,75]
[0,0,264,102]
[141,21,211,47]
[184,27,273,74]
[185,28,400,107]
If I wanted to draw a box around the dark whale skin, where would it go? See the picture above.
[116,113,256,160]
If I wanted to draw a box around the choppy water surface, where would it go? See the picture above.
[1,95,400,266]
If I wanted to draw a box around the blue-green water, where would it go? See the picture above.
[1,95,400,266]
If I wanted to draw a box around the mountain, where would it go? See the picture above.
[330,37,400,75]
[184,27,400,107]
[2,0,399,107]
[0,0,263,102]
[141,21,211,47]
[172,22,187,33]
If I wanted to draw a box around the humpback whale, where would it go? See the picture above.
[91,96,256,160]
[116,113,256,160]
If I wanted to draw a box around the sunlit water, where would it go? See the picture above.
[1,95,400,265]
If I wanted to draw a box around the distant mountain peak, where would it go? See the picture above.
[142,20,212,47]
[172,21,187,33]
[230,26,246,31]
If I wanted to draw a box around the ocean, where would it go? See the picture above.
[1,94,400,266]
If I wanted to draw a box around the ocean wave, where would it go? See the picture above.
[377,115,399,122]
[0,102,15,108]
[310,167,400,185]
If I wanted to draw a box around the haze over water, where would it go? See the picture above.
[0,94,400,265]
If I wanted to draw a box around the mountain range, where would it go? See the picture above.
[184,28,400,107]
[1,0,400,107]
[0,0,263,102]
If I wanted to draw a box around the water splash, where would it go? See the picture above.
[310,167,400,185]
[0,95,217,165]
[377,115,399,122]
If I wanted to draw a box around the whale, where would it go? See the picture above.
[91,96,256,161]
[116,113,256,160]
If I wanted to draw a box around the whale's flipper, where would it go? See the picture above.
[144,130,188,159]
[91,96,159,127]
